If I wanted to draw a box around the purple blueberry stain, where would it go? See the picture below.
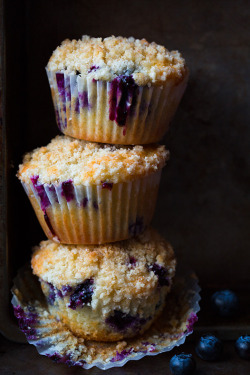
[128,216,144,236]
[101,181,113,191]
[61,285,73,296]
[13,305,38,340]
[61,180,74,202]
[105,310,146,333]
[55,108,63,130]
[56,73,65,102]
[46,352,77,367]
[30,176,58,239]
[142,342,156,352]
[129,257,137,267]
[65,76,71,101]
[75,97,80,113]
[148,263,170,287]
[46,282,57,305]
[88,65,99,73]
[111,348,133,362]
[186,312,198,333]
[79,91,89,109]
[109,75,138,126]
[82,197,88,208]
[31,175,50,212]
[68,279,94,310]
[44,282,70,303]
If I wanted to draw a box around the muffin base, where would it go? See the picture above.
[22,171,161,244]
[40,279,169,342]
[46,69,188,144]
[12,265,200,369]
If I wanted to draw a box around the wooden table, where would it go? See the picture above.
[1,333,250,375]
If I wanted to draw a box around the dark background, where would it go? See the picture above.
[4,0,250,288]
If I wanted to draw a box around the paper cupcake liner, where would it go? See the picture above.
[11,265,200,370]
[21,171,161,244]
[46,69,188,144]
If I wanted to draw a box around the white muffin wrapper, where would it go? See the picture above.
[21,171,161,244]
[46,68,188,144]
[11,265,200,370]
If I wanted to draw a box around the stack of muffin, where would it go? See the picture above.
[17,36,188,342]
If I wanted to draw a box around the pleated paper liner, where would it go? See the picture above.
[11,266,200,370]
[46,69,188,144]
[21,172,161,244]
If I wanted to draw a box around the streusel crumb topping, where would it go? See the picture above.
[31,228,176,294]
[47,35,188,86]
[18,135,168,185]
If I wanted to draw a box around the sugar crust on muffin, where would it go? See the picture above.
[31,228,176,316]
[17,135,168,185]
[47,35,187,86]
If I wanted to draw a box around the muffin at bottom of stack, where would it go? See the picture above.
[31,228,176,341]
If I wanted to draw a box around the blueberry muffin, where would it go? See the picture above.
[17,135,168,244]
[46,35,188,144]
[31,228,176,341]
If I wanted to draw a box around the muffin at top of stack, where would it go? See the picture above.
[46,35,188,144]
[31,227,176,341]
[17,135,168,244]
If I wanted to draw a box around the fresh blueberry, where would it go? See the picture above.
[195,335,223,361]
[211,290,239,317]
[235,336,250,360]
[169,353,196,375]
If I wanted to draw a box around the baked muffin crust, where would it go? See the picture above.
[18,135,168,185]
[47,35,187,86]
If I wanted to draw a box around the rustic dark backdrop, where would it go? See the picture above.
[3,0,250,288]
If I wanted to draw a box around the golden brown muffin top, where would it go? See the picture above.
[31,228,176,290]
[32,228,176,317]
[17,135,168,185]
[47,35,188,86]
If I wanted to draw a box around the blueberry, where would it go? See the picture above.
[68,279,94,309]
[148,263,169,286]
[211,290,239,317]
[109,75,138,126]
[195,335,223,361]
[105,310,146,333]
[235,336,250,360]
[169,353,196,375]
[61,180,74,202]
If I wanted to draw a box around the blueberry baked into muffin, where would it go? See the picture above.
[46,36,188,144]
[17,135,168,244]
[31,228,176,341]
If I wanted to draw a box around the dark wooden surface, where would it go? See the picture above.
[1,333,250,375]
[1,288,250,373]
